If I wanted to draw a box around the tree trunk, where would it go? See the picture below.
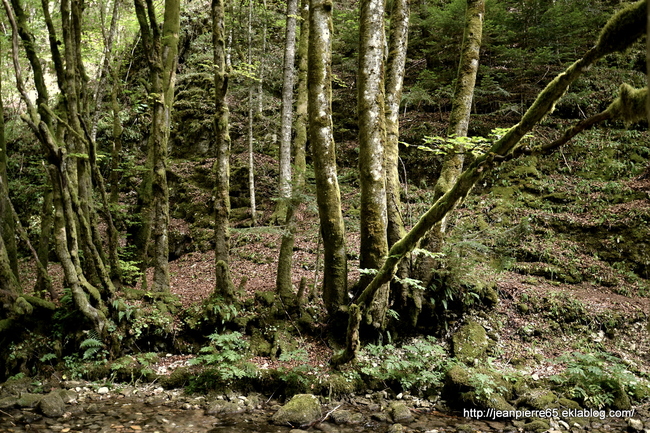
[247,0,258,226]
[384,0,408,249]
[415,0,484,291]
[133,0,181,293]
[213,0,235,300]
[309,0,348,321]
[294,0,309,190]
[272,0,299,225]
[357,0,389,334]
[0,48,18,279]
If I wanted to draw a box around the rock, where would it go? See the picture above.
[522,419,550,433]
[452,320,489,364]
[97,387,109,395]
[387,424,405,433]
[39,391,65,417]
[628,418,644,432]
[330,409,364,425]
[388,401,413,424]
[205,400,243,415]
[271,394,321,427]
[58,389,78,404]
[0,396,18,409]
[17,393,42,408]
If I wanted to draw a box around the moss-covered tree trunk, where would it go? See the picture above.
[332,0,647,365]
[271,0,299,225]
[133,0,181,293]
[276,0,310,307]
[357,0,390,334]
[0,47,18,279]
[212,0,235,300]
[384,0,408,249]
[294,0,309,184]
[309,0,348,320]
[414,0,484,298]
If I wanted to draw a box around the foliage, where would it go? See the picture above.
[189,331,257,387]
[550,352,650,408]
[357,336,450,393]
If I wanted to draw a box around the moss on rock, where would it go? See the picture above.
[271,394,322,426]
[452,320,489,364]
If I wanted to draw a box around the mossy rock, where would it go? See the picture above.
[452,320,489,364]
[39,391,65,417]
[16,393,42,408]
[518,389,558,410]
[249,329,272,357]
[159,366,194,389]
[388,401,413,423]
[558,397,581,410]
[271,394,322,426]
[522,419,550,433]
[444,364,514,409]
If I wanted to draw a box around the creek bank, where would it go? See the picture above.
[0,378,648,433]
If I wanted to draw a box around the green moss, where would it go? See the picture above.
[522,419,550,433]
[595,0,646,56]
[21,295,55,311]
[452,320,488,364]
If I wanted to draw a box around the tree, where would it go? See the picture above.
[0,38,18,280]
[213,0,235,300]
[414,0,484,296]
[333,0,647,365]
[309,0,348,322]
[271,0,299,225]
[3,0,114,337]
[357,0,389,334]
[384,0,409,249]
[133,0,182,293]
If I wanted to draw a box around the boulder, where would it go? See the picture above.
[452,320,489,364]
[271,394,322,427]
[39,391,65,417]
[388,401,413,424]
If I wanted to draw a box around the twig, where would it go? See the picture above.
[298,403,343,429]
[0,408,14,417]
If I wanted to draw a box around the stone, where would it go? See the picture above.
[388,401,413,424]
[271,394,321,427]
[97,387,109,395]
[205,400,243,415]
[628,418,644,432]
[522,419,550,433]
[39,391,66,417]
[17,393,43,408]
[452,320,489,364]
[0,396,18,409]
[387,424,405,433]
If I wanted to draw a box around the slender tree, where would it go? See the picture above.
[133,0,181,293]
[309,0,347,320]
[384,0,409,249]
[357,0,390,333]
[275,0,300,304]
[414,0,484,303]
[247,0,258,226]
[0,38,18,279]
[213,0,235,300]
[271,0,299,224]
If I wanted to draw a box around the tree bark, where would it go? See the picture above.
[384,0,409,249]
[248,0,258,226]
[213,0,235,300]
[272,0,299,224]
[0,44,18,279]
[415,0,484,291]
[294,0,309,190]
[133,0,181,293]
[357,0,389,333]
[309,0,348,319]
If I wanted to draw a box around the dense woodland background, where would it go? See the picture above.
[0,0,649,411]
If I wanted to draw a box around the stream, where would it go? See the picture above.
[0,382,642,433]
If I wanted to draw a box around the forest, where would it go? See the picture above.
[0,0,650,431]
